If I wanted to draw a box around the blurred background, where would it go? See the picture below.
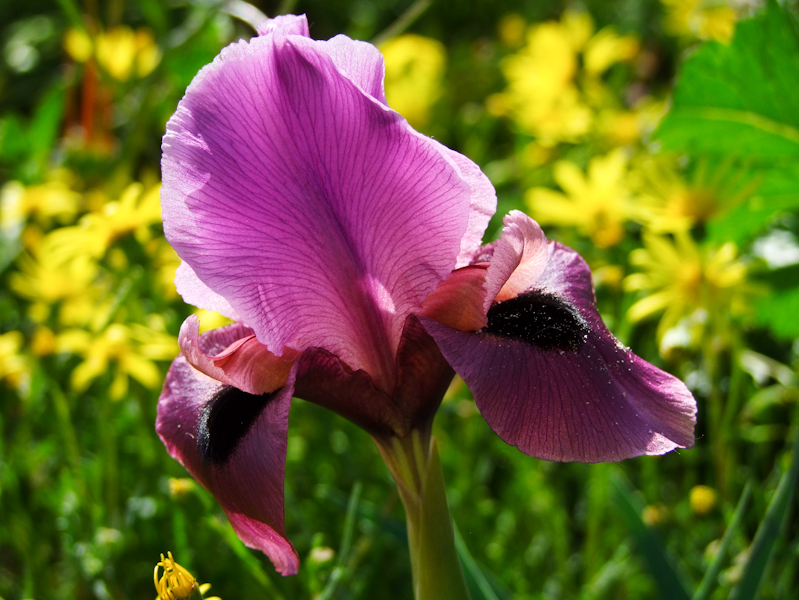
[1,0,799,598]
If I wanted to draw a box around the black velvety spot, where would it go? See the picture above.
[197,386,275,466]
[485,291,590,351]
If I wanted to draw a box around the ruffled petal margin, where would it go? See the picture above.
[482,210,549,309]
[156,351,298,574]
[422,242,696,463]
[178,316,297,395]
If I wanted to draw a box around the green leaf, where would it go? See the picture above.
[706,165,799,244]
[656,2,799,242]
[730,433,799,600]
[610,470,692,600]
[754,285,799,339]
[28,86,65,158]
[657,2,799,165]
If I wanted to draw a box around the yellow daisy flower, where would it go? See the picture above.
[488,11,639,147]
[1,172,82,229]
[65,26,161,80]
[628,156,758,234]
[56,322,177,400]
[154,552,221,600]
[0,331,30,392]
[526,148,631,247]
[624,231,752,341]
[41,182,161,265]
[9,251,102,325]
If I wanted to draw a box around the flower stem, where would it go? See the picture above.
[376,431,472,600]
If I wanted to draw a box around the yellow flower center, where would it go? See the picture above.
[154,552,198,600]
[671,188,717,221]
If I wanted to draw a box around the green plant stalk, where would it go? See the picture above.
[376,431,472,600]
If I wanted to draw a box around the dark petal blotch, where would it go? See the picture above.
[485,290,590,352]
[198,386,276,466]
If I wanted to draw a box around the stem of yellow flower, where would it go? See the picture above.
[375,431,471,600]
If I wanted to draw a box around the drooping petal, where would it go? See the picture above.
[162,27,474,389]
[178,316,297,395]
[175,262,240,322]
[482,210,549,309]
[423,242,696,463]
[156,353,298,574]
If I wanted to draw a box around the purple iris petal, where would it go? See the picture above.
[157,331,298,573]
[423,242,696,462]
[161,16,490,391]
[178,317,297,395]
[256,14,309,37]
[482,210,548,308]
[174,262,240,322]
[313,34,388,104]
[159,13,697,578]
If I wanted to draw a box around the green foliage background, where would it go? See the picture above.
[1,1,799,599]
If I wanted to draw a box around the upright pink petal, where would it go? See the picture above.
[419,265,488,331]
[419,212,544,332]
[256,14,310,37]
[422,242,696,463]
[162,28,475,390]
[157,352,298,574]
[315,35,388,104]
[439,146,497,268]
[482,211,549,310]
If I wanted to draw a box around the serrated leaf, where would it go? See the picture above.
[706,165,799,244]
[656,2,799,242]
[657,2,799,165]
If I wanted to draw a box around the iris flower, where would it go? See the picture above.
[157,14,696,583]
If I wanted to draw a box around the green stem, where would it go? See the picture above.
[376,431,471,600]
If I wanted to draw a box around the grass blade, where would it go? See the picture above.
[318,481,362,600]
[611,470,692,600]
[692,482,753,600]
[453,524,510,600]
[730,433,799,600]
